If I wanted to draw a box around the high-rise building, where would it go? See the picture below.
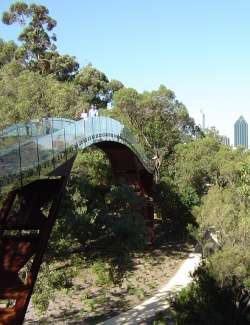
[221,135,230,147]
[200,110,205,129]
[234,116,248,149]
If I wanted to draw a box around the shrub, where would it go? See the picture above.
[32,263,75,314]
[90,260,112,286]
[171,265,250,325]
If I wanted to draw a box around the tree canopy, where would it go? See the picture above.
[74,64,123,108]
[112,84,200,182]
[2,1,79,79]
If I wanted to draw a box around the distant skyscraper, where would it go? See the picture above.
[234,116,248,149]
[200,110,205,129]
[221,135,230,147]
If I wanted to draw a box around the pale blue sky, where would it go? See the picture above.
[1,0,250,143]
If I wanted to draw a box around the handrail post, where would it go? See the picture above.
[17,126,23,188]
[51,131,55,172]
[74,121,77,148]
[64,127,67,161]
[98,116,101,138]
[36,135,40,177]
[91,117,94,139]
[83,119,85,145]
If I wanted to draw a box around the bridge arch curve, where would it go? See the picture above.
[0,116,154,324]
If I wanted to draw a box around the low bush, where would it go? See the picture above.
[170,264,250,325]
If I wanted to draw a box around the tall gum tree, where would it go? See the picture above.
[113,85,199,183]
[74,64,123,109]
[2,1,79,79]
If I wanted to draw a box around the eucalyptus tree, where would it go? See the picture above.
[2,1,79,79]
[74,64,123,108]
[113,85,199,182]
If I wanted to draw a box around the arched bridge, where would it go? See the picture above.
[0,116,154,324]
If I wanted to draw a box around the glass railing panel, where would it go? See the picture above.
[97,116,102,137]
[29,122,36,136]
[0,141,21,187]
[92,117,99,137]
[37,133,54,175]
[75,119,85,145]
[110,118,114,138]
[62,119,75,129]
[114,120,122,140]
[64,123,77,158]
[107,118,113,141]
[28,120,40,137]
[16,125,26,137]
[0,128,19,153]
[104,117,109,139]
[84,118,93,145]
[111,119,116,137]
[99,116,107,136]
[50,118,63,131]
[117,123,125,143]
[111,118,116,139]
[116,121,122,137]
[19,136,40,180]
[82,119,89,148]
[52,129,67,168]
[112,119,117,139]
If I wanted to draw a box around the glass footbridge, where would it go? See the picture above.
[0,117,153,191]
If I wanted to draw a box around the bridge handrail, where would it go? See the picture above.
[0,116,153,191]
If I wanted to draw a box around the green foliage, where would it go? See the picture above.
[208,245,250,288]
[113,85,199,182]
[0,39,17,67]
[90,261,112,286]
[153,321,169,325]
[189,150,250,288]
[46,149,147,285]
[2,2,57,64]
[194,186,250,245]
[108,79,124,93]
[0,65,85,127]
[153,180,196,237]
[171,265,250,325]
[2,1,79,78]
[74,64,123,108]
[49,52,79,81]
[173,136,221,199]
[32,263,75,314]
[172,134,248,205]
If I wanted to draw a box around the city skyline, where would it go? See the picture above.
[197,111,249,146]
[199,114,250,149]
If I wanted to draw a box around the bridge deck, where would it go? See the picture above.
[0,117,153,191]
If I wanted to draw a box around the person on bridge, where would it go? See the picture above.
[88,105,99,117]
[80,109,88,120]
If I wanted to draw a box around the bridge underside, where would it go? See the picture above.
[0,142,153,324]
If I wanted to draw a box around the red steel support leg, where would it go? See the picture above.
[0,177,67,324]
